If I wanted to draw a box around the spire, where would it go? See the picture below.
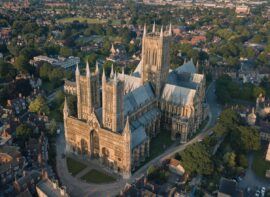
[102,68,106,81]
[114,72,117,83]
[76,64,80,76]
[152,21,156,33]
[169,23,172,36]
[95,61,99,74]
[160,25,163,38]
[196,61,199,72]
[64,97,69,114]
[110,64,114,78]
[86,60,90,77]
[143,24,147,37]
[122,67,125,76]
[124,116,131,134]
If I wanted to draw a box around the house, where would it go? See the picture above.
[13,170,41,194]
[0,146,26,186]
[168,158,185,176]
[217,177,243,197]
[36,170,69,197]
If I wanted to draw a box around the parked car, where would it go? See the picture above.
[255,190,261,197]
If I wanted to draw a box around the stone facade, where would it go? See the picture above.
[63,24,206,178]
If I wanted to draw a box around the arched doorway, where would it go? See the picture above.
[80,138,88,155]
[90,130,99,157]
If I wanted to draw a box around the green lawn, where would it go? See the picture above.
[58,17,107,24]
[252,151,270,179]
[81,169,116,184]
[149,131,174,160]
[66,157,87,176]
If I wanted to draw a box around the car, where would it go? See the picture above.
[246,187,251,192]
[237,177,242,182]
[261,187,266,192]
[255,190,261,197]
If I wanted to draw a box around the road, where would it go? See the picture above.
[55,81,221,197]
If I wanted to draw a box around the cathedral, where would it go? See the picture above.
[63,24,206,178]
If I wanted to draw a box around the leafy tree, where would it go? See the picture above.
[0,60,17,80]
[48,119,57,136]
[223,152,236,168]
[232,126,260,153]
[16,123,32,140]
[28,96,49,114]
[237,154,248,169]
[60,47,72,57]
[179,143,213,175]
[14,55,33,74]
[85,53,97,66]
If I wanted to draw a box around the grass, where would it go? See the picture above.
[252,150,270,179]
[149,131,174,160]
[66,157,87,176]
[58,17,107,24]
[81,169,116,184]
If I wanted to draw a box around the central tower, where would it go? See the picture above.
[141,24,172,97]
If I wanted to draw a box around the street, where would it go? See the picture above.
[55,81,221,197]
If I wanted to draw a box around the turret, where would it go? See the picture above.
[63,97,69,119]
[160,25,163,38]
[95,61,99,74]
[110,64,114,78]
[75,64,81,119]
[102,72,124,132]
[169,23,172,36]
[143,24,147,37]
[86,61,90,77]
[122,116,131,179]
[123,116,131,139]
[152,21,156,33]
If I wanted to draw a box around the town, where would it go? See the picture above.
[0,0,270,197]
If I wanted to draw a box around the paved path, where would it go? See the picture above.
[56,81,221,197]
[240,154,270,189]
[75,166,92,179]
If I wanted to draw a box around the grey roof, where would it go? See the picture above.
[175,59,196,74]
[117,73,142,94]
[161,84,196,105]
[131,126,147,149]
[167,71,198,90]
[124,83,155,116]
[218,177,243,197]
[131,108,160,130]
[37,179,69,197]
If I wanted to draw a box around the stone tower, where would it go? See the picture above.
[141,23,172,97]
[102,66,124,132]
[76,62,101,120]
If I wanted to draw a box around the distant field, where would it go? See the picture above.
[57,17,108,24]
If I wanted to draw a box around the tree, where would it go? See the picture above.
[14,55,33,74]
[232,126,260,153]
[28,96,49,114]
[48,119,57,136]
[16,123,32,140]
[179,143,213,175]
[223,152,236,168]
[60,47,72,57]
[0,60,17,81]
